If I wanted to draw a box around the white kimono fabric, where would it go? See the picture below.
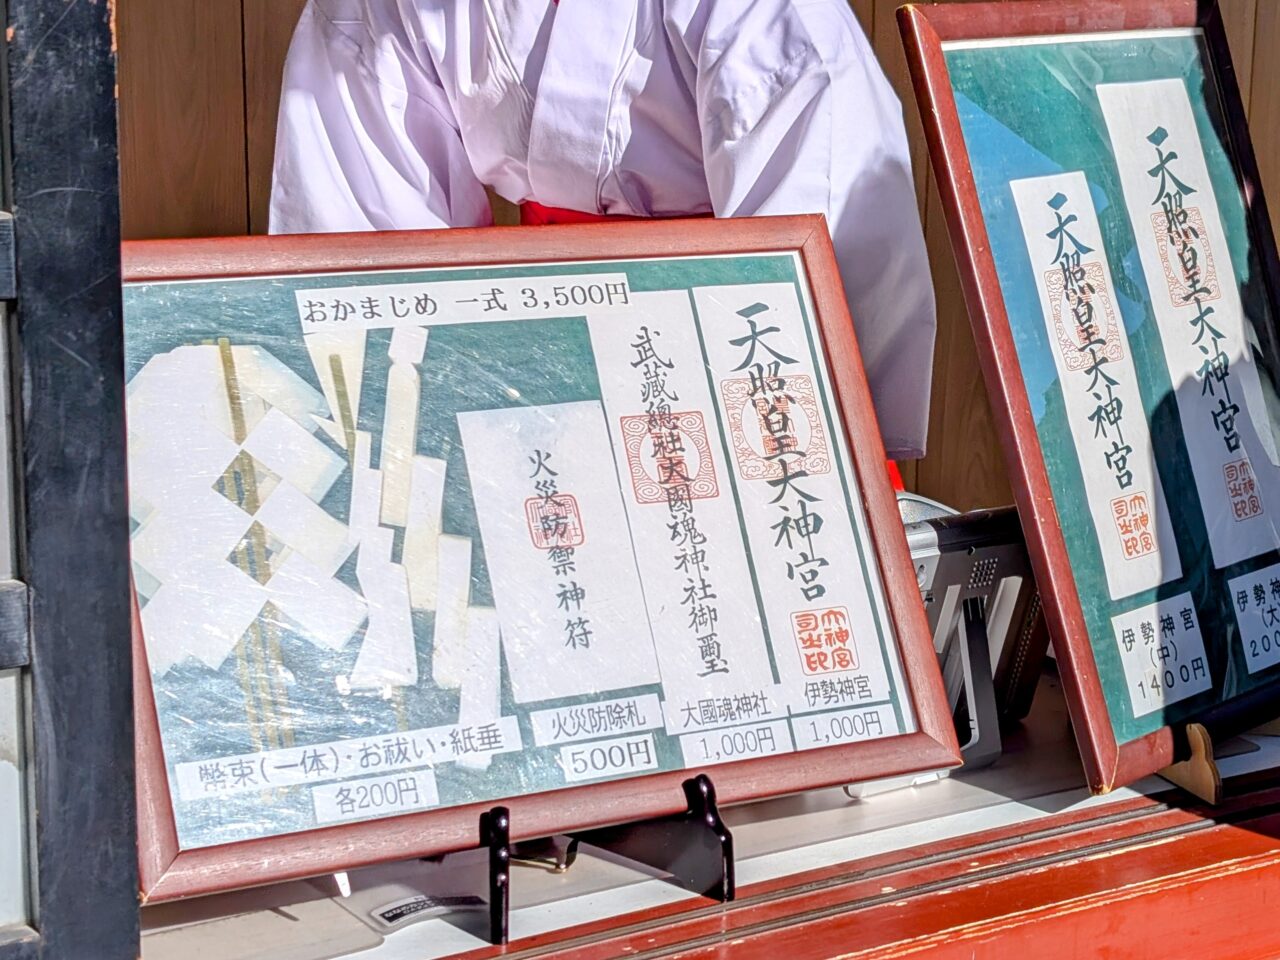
[270,0,936,458]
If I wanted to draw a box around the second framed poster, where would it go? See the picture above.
[902,0,1280,791]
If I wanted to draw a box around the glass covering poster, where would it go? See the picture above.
[124,252,915,848]
[944,28,1280,744]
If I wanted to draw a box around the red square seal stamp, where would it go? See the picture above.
[524,494,585,549]
[1110,492,1156,560]
[1043,261,1123,373]
[1151,207,1222,307]
[619,411,719,505]
[792,606,856,675]
[1224,458,1264,521]
[720,374,831,482]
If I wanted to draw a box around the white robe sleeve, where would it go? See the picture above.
[269,0,491,235]
[682,0,936,459]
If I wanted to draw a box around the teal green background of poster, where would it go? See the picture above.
[124,253,905,849]
[945,32,1280,743]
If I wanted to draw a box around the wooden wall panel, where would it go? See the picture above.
[117,0,248,240]
[1219,0,1258,113]
[113,0,1279,510]
[245,0,310,235]
[851,0,874,36]
[877,0,1017,507]
[1251,0,1280,235]
[914,177,1012,509]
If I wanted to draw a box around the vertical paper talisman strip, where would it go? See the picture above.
[1098,79,1280,568]
[1009,172,1181,601]
[695,282,910,730]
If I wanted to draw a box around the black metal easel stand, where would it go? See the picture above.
[478,774,734,945]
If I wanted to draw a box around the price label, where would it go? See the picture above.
[679,719,794,768]
[312,770,439,825]
[559,734,659,784]
[1111,593,1212,717]
[531,694,663,746]
[1228,562,1280,674]
[791,704,900,751]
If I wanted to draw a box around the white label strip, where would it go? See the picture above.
[174,716,522,801]
[530,693,664,746]
[791,704,902,751]
[1010,172,1181,600]
[458,401,660,703]
[295,275,633,331]
[585,290,784,733]
[429,534,473,690]
[696,282,912,730]
[312,769,440,825]
[679,718,794,768]
[402,456,447,611]
[1098,78,1280,568]
[559,734,660,784]
[1228,561,1280,674]
[1110,593,1212,717]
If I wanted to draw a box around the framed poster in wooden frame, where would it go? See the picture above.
[900,0,1280,792]
[123,215,959,901]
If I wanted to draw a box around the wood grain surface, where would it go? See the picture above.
[113,0,1280,508]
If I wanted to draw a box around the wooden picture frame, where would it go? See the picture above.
[124,215,959,901]
[900,0,1280,792]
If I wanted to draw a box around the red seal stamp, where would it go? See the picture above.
[719,374,831,482]
[1111,492,1156,560]
[1043,262,1123,372]
[792,606,856,675]
[524,494,585,549]
[619,411,719,506]
[1225,458,1264,521]
[1152,207,1221,307]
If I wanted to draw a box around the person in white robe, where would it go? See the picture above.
[269,0,936,459]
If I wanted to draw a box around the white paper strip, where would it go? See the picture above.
[430,535,473,689]
[348,434,417,690]
[1099,78,1280,568]
[378,361,422,529]
[140,562,266,673]
[1009,172,1181,600]
[266,551,366,651]
[403,456,448,611]
[242,406,345,502]
[695,282,911,726]
[255,481,353,578]
[455,607,502,772]
[458,401,660,702]
[585,291,785,732]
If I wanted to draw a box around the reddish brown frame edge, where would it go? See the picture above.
[897,0,1280,793]
[123,214,961,902]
